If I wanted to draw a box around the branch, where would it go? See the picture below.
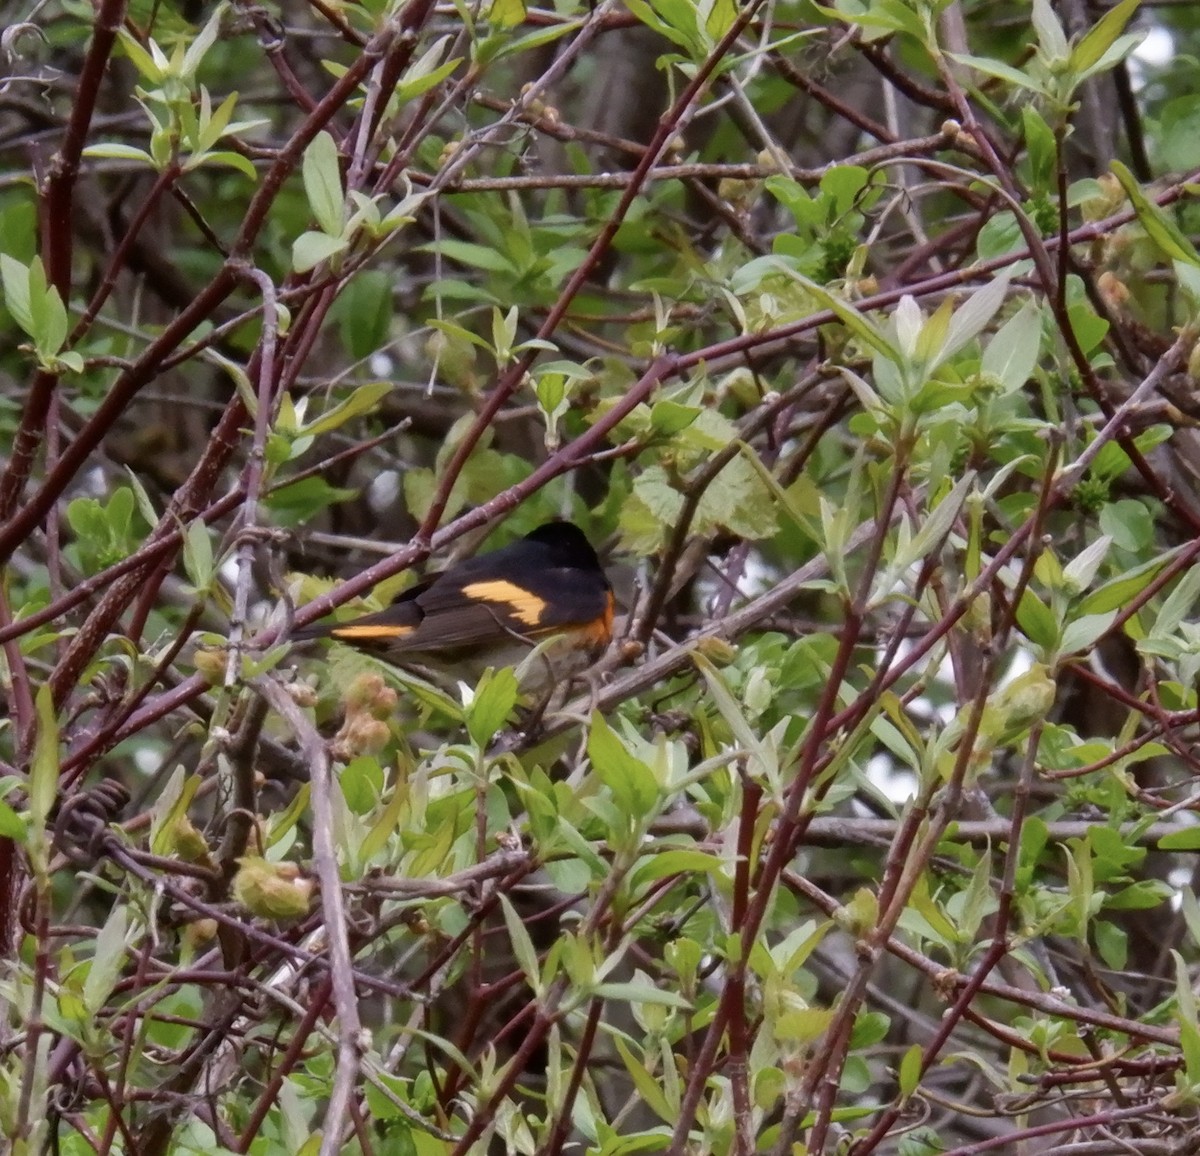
[250,676,362,1156]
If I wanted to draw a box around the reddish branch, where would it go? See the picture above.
[0,0,129,522]
[2,0,1198,1149]
[418,0,775,538]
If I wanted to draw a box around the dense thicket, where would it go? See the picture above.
[2,0,1200,1152]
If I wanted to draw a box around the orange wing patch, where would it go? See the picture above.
[332,623,416,641]
[461,580,547,627]
[575,590,615,646]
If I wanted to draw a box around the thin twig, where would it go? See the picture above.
[249,676,362,1156]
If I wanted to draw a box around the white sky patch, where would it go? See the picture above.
[866,637,1038,803]
[134,743,167,775]
[1129,25,1174,91]
[867,751,919,805]
[369,352,395,377]
[368,469,401,513]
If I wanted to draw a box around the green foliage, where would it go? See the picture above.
[0,254,81,372]
[3,0,1200,1152]
[64,486,147,573]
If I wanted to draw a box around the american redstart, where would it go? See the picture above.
[293,521,614,688]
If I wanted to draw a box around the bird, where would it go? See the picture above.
[292,521,614,689]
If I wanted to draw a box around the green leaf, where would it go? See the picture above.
[679,407,736,452]
[30,686,59,839]
[1160,96,1200,172]
[1069,0,1141,76]
[1076,32,1143,83]
[292,230,349,273]
[117,28,166,82]
[1182,888,1200,948]
[396,37,462,103]
[775,1004,836,1044]
[336,189,370,235]
[0,201,36,265]
[1175,950,1200,1083]
[905,875,958,948]
[1061,536,1112,596]
[1031,0,1069,62]
[1021,106,1056,191]
[32,277,68,358]
[981,300,1042,393]
[730,257,898,360]
[737,442,822,542]
[955,850,997,942]
[820,164,869,215]
[182,519,215,592]
[816,0,925,41]
[613,1036,675,1124]
[1176,260,1200,310]
[265,476,358,526]
[424,238,516,274]
[632,848,727,886]
[466,667,518,747]
[1159,827,1200,852]
[624,0,701,53]
[536,372,568,441]
[1152,564,1200,639]
[1106,879,1171,910]
[696,453,779,541]
[0,801,25,840]
[704,0,737,39]
[359,774,404,865]
[333,269,393,360]
[82,143,156,165]
[490,18,586,62]
[1059,610,1118,657]
[949,53,1040,93]
[149,124,172,170]
[488,0,525,27]
[500,894,542,993]
[196,90,238,152]
[620,466,684,554]
[766,175,821,229]
[1067,293,1109,354]
[694,654,777,784]
[491,304,518,362]
[107,486,135,540]
[1093,919,1127,971]
[1015,587,1058,650]
[301,381,393,437]
[150,767,200,857]
[66,497,106,550]
[193,150,258,179]
[181,1,226,77]
[124,468,160,528]
[587,713,659,820]
[938,273,1012,365]
[1077,548,1181,616]
[898,1043,923,1098]
[1098,498,1153,552]
[1110,160,1200,267]
[83,905,129,1014]
[976,211,1024,260]
[592,982,691,1008]
[1,253,34,337]
[302,130,344,238]
[340,757,383,814]
[892,472,975,573]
